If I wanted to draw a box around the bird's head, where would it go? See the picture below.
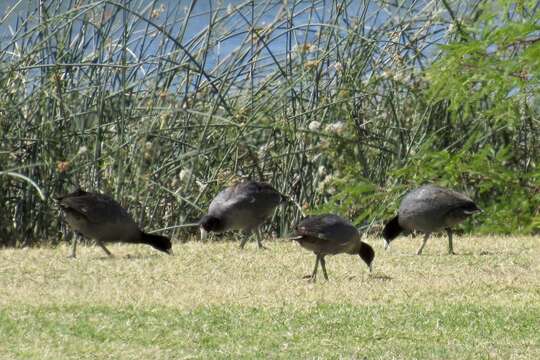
[141,233,173,255]
[199,215,222,240]
[462,202,483,215]
[358,242,375,272]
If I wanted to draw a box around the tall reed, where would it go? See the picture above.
[1,0,535,245]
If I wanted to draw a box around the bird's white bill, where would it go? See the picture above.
[384,239,390,250]
[200,227,209,240]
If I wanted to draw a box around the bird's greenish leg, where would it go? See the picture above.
[319,256,329,281]
[446,228,454,255]
[97,241,113,257]
[255,229,267,250]
[305,254,320,282]
[67,233,79,258]
[239,235,249,249]
[416,233,430,255]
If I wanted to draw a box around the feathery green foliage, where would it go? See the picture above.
[318,0,539,234]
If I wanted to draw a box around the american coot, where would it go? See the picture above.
[199,181,286,249]
[56,189,172,257]
[290,214,374,282]
[383,184,482,255]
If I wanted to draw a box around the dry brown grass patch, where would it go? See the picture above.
[0,235,538,310]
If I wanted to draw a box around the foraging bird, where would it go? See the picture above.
[56,188,172,257]
[382,184,482,255]
[290,214,375,282]
[199,181,286,249]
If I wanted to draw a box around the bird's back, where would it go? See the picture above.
[57,189,139,242]
[208,181,282,230]
[399,185,477,232]
[294,214,361,255]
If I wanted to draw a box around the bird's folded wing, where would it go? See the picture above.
[59,196,128,224]
[209,190,255,213]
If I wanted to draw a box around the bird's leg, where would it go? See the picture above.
[67,232,80,258]
[255,228,267,250]
[239,234,249,249]
[416,233,430,255]
[446,228,455,255]
[96,241,113,257]
[70,234,78,258]
[319,256,329,281]
[304,254,320,282]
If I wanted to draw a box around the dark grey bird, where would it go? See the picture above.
[290,214,375,282]
[199,181,286,249]
[56,188,172,257]
[382,184,482,255]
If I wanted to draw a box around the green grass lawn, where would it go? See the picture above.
[0,235,538,359]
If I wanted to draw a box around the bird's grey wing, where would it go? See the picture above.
[208,187,240,214]
[59,194,132,224]
[212,192,260,216]
[428,187,477,213]
[255,189,282,207]
[240,182,280,197]
[296,215,358,245]
[403,186,475,214]
[209,182,280,213]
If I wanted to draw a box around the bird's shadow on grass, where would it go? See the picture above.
[394,250,509,257]
[476,250,517,256]
[347,273,393,281]
[450,250,514,257]
[369,273,393,281]
[123,253,166,260]
[89,253,165,261]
